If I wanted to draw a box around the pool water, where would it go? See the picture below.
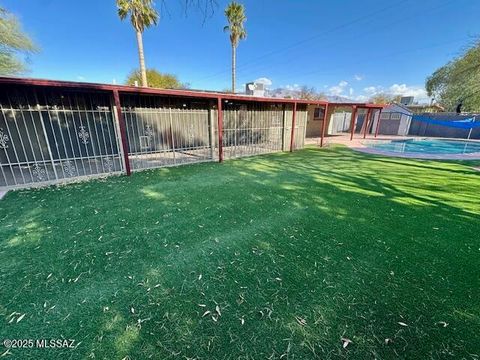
[365,139,480,155]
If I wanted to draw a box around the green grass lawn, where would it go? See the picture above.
[1,146,479,359]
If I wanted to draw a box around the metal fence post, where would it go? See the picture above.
[112,90,131,176]
[289,102,297,152]
[217,97,224,162]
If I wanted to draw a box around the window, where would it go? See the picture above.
[313,107,324,120]
[380,112,401,120]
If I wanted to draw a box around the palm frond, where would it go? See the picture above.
[224,1,247,47]
[116,0,159,32]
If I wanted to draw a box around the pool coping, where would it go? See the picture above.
[351,137,480,160]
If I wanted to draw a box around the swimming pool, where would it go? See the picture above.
[361,139,480,159]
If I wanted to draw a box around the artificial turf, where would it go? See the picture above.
[0,146,479,359]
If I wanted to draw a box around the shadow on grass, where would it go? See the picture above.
[0,146,479,359]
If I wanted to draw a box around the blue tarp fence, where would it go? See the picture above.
[412,115,480,129]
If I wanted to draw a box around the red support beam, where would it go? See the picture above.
[0,76,329,106]
[320,104,329,147]
[363,108,372,139]
[112,89,131,176]
[349,106,358,141]
[289,102,297,152]
[217,97,224,162]
[374,109,383,138]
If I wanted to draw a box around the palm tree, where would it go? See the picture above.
[224,2,247,93]
[117,0,159,87]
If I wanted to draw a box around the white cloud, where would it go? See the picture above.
[363,86,378,96]
[328,80,349,96]
[354,83,429,103]
[320,79,428,102]
[388,84,429,101]
[284,84,301,91]
[254,77,273,87]
[353,95,369,102]
[354,74,364,81]
[77,76,86,81]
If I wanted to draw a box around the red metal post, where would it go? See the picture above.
[217,97,224,162]
[289,102,297,152]
[363,108,372,139]
[320,104,329,147]
[349,106,358,141]
[112,90,131,176]
[374,109,383,138]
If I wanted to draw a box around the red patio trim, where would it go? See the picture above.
[363,108,372,139]
[0,77,385,109]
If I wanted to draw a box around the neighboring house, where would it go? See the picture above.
[245,82,266,97]
[405,103,445,114]
[398,96,445,114]
[370,103,413,136]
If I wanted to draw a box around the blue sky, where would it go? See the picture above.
[3,0,480,102]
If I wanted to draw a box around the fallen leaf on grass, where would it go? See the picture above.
[398,322,408,327]
[295,316,307,326]
[202,310,211,317]
[436,321,448,327]
[215,305,221,317]
[16,313,26,323]
[341,338,352,348]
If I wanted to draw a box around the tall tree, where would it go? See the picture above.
[0,7,37,75]
[426,40,480,112]
[224,1,246,93]
[126,68,187,88]
[369,93,401,105]
[298,86,326,100]
[117,0,159,87]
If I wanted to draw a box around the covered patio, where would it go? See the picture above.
[306,103,385,146]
